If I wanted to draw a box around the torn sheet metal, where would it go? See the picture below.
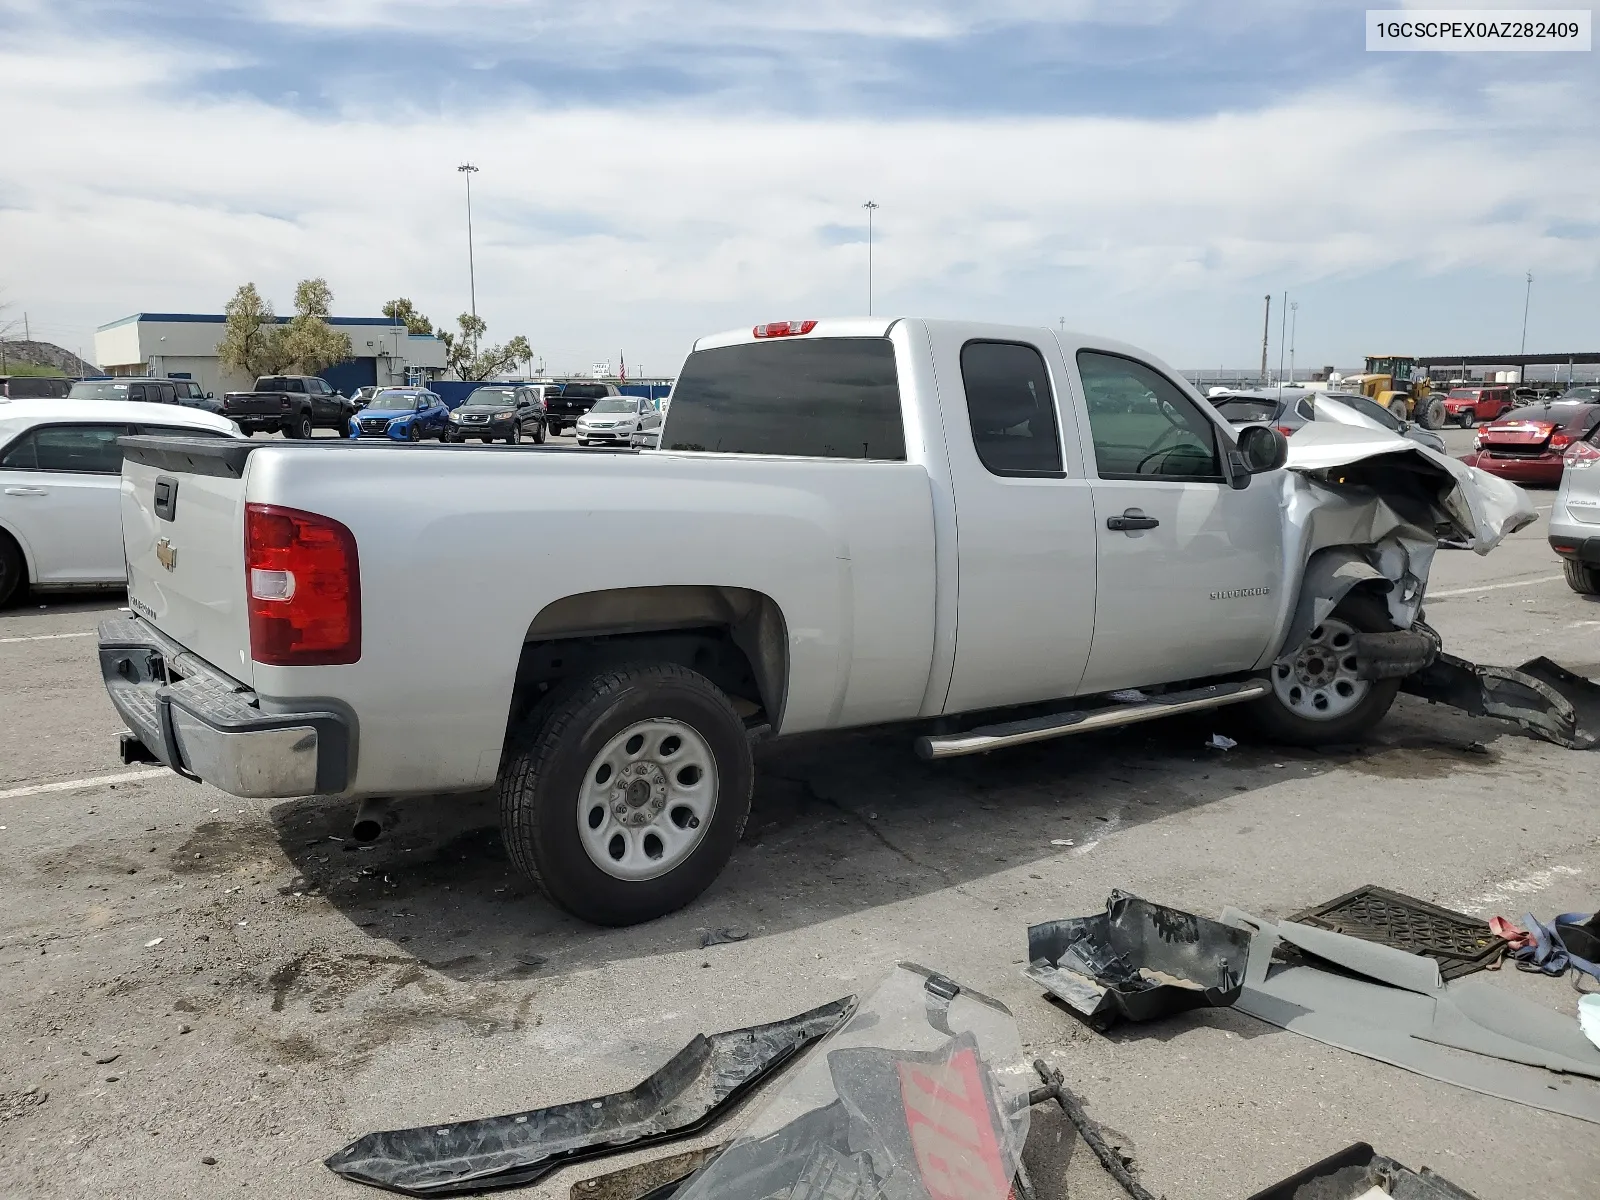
[1025,891,1252,1029]
[1268,423,1537,653]
[1221,909,1600,1123]
[1246,1141,1480,1200]
[325,997,855,1197]
[1401,651,1600,750]
[674,963,1032,1200]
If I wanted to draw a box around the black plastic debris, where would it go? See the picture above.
[1246,1141,1480,1200]
[1287,884,1508,981]
[1401,651,1600,750]
[699,928,748,948]
[570,1144,729,1200]
[1025,890,1253,1029]
[325,997,855,1196]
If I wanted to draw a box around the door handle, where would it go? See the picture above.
[1106,508,1159,532]
[4,487,48,496]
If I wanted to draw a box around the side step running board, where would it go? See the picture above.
[915,679,1272,760]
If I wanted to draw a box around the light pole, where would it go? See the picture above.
[1288,301,1298,384]
[1519,270,1533,359]
[458,163,480,353]
[863,201,879,315]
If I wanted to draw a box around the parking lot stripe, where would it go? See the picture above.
[1430,574,1564,599]
[0,630,96,645]
[0,768,168,802]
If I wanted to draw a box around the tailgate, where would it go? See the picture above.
[120,437,257,687]
[225,393,281,416]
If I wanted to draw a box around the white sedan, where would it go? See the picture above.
[0,398,241,606]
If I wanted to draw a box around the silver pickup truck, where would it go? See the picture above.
[98,318,1532,925]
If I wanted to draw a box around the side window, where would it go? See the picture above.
[0,424,129,473]
[1077,351,1223,481]
[126,383,148,402]
[959,341,1062,477]
[1295,396,1316,421]
[158,382,178,404]
[288,379,307,394]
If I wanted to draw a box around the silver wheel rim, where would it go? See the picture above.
[576,718,718,881]
[1272,617,1370,720]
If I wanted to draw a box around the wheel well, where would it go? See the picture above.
[507,586,788,737]
[0,523,31,588]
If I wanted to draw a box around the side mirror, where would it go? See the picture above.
[1236,424,1289,476]
[206,391,215,399]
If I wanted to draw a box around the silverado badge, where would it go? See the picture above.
[156,538,177,572]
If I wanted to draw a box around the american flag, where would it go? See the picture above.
[618,352,626,384]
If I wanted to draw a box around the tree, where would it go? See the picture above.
[381,297,434,336]
[443,312,532,382]
[278,277,353,375]
[216,283,284,378]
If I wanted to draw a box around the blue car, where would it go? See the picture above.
[350,388,449,441]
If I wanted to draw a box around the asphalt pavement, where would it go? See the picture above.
[2,425,1598,1199]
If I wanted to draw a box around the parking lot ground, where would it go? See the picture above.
[3,445,1598,1199]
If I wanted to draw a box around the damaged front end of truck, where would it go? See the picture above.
[1279,423,1599,749]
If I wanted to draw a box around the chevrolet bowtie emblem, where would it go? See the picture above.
[156,538,177,572]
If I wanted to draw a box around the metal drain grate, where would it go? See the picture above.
[1287,885,1508,981]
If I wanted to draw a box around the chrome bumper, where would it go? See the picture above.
[98,616,352,797]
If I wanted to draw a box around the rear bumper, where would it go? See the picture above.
[98,616,352,798]
[1550,534,1600,565]
[1459,451,1563,484]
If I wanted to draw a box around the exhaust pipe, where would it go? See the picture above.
[350,798,392,844]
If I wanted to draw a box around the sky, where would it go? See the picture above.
[0,0,1596,376]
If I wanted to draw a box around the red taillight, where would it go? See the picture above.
[752,320,817,338]
[245,503,360,666]
[1550,431,1574,451]
[1565,440,1600,468]
[1276,425,1296,437]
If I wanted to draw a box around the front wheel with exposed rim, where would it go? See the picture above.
[499,662,753,925]
[1565,559,1600,596]
[1247,592,1401,745]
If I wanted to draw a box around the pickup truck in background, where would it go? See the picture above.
[99,317,1531,926]
[223,375,353,438]
[544,381,625,436]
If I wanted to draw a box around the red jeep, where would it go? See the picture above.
[1442,386,1513,427]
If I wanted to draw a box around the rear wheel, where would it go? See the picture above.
[1248,592,1402,746]
[284,411,313,440]
[499,662,753,926]
[533,420,546,444]
[1417,397,1446,430]
[0,534,25,608]
[1565,559,1600,596]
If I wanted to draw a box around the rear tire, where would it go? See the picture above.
[1417,397,1446,430]
[1565,559,1600,596]
[533,421,546,444]
[0,533,25,608]
[499,662,753,926]
[284,412,313,440]
[1248,592,1402,746]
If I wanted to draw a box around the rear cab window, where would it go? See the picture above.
[960,341,1061,476]
[1211,396,1280,423]
[663,338,905,459]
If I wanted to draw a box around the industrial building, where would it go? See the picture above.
[93,313,449,398]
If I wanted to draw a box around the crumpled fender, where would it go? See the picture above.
[1259,424,1537,665]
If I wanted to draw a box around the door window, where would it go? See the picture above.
[156,382,178,404]
[1077,351,1224,481]
[959,341,1063,477]
[0,424,129,473]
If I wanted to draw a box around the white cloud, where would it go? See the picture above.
[1,28,1595,372]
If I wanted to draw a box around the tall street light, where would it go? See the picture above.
[863,200,879,315]
[458,163,480,352]
[1288,301,1299,384]
[1520,270,1534,355]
